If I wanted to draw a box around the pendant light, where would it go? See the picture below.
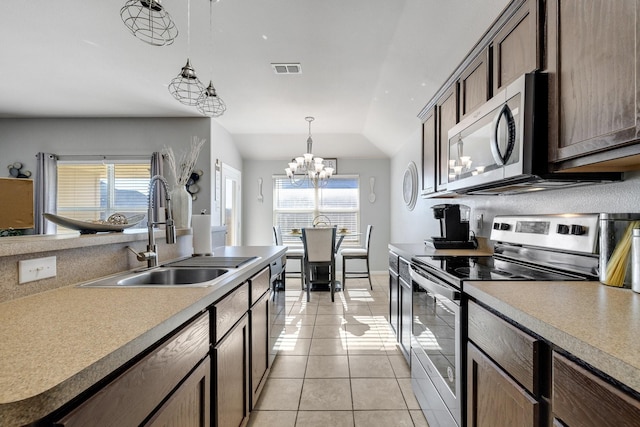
[120,0,178,47]
[197,0,227,117]
[168,0,204,106]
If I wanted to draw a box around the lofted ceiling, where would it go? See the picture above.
[0,0,509,159]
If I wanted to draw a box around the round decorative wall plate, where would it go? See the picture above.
[403,162,418,211]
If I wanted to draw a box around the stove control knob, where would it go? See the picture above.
[571,224,586,235]
[557,224,570,235]
[499,223,510,231]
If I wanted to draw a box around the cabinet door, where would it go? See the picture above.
[421,107,437,194]
[437,85,458,191]
[552,352,640,427]
[215,314,249,427]
[492,0,539,94]
[57,313,210,427]
[250,292,269,410]
[144,357,211,427]
[547,0,640,168]
[389,270,399,335]
[467,342,539,427]
[459,50,490,119]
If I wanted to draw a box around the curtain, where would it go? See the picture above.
[34,153,57,234]
[150,152,164,225]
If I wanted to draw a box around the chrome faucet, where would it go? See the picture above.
[131,175,177,268]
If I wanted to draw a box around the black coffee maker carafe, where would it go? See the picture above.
[430,204,477,249]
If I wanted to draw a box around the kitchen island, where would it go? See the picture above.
[0,245,285,426]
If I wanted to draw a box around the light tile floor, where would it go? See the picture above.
[249,273,429,427]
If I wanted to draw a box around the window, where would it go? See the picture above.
[273,175,360,245]
[57,161,150,232]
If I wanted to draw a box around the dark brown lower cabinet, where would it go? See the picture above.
[250,291,269,409]
[144,357,211,427]
[56,313,210,427]
[214,314,249,427]
[552,352,640,427]
[467,342,539,427]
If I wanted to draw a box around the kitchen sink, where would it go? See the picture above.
[79,267,230,288]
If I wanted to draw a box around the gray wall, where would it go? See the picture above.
[390,127,640,243]
[0,117,242,223]
[242,158,391,272]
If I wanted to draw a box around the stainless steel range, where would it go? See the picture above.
[410,214,601,427]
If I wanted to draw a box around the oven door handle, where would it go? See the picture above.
[410,267,460,301]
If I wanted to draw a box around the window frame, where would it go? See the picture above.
[272,174,361,246]
[56,158,151,231]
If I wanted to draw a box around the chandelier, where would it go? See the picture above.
[285,117,334,187]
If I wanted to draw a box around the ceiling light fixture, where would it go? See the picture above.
[168,0,204,106]
[197,0,226,117]
[285,117,333,188]
[120,0,178,46]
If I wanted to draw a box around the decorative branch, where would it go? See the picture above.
[163,136,205,186]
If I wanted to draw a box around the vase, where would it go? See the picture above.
[170,185,192,229]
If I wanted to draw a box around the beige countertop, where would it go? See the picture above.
[0,245,285,426]
[466,281,640,392]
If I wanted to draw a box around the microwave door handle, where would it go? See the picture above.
[490,103,516,166]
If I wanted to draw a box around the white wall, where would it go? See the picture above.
[390,127,640,243]
[242,158,391,271]
[0,117,243,222]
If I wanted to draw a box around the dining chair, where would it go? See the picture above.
[273,225,305,289]
[341,224,373,290]
[301,227,337,302]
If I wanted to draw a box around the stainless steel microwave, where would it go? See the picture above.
[446,73,620,195]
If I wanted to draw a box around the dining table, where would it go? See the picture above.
[287,229,361,292]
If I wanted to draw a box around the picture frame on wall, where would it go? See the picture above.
[322,158,338,174]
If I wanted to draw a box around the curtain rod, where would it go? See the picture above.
[56,154,152,162]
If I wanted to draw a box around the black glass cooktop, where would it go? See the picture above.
[412,255,585,283]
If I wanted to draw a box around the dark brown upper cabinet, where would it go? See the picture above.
[437,85,458,192]
[547,0,640,171]
[458,49,490,120]
[421,107,437,194]
[492,0,540,94]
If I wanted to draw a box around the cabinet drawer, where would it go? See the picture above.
[552,352,640,427]
[389,251,399,274]
[250,267,270,306]
[468,301,540,394]
[214,282,249,342]
[57,312,210,427]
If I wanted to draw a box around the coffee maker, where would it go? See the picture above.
[429,204,477,249]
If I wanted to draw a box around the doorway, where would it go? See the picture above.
[221,164,241,245]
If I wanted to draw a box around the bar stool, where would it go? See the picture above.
[273,225,305,289]
[341,225,373,290]
[301,227,337,302]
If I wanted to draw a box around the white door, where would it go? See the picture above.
[221,164,241,245]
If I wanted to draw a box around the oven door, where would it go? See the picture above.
[411,266,461,427]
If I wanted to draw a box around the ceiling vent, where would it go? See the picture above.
[271,63,302,74]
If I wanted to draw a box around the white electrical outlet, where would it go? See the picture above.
[19,256,57,284]
[476,214,484,231]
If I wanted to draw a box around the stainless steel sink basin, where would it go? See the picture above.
[117,267,229,286]
[79,267,230,288]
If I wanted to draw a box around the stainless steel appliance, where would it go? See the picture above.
[410,213,601,427]
[445,74,620,195]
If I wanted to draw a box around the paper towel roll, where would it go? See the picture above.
[192,214,213,255]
